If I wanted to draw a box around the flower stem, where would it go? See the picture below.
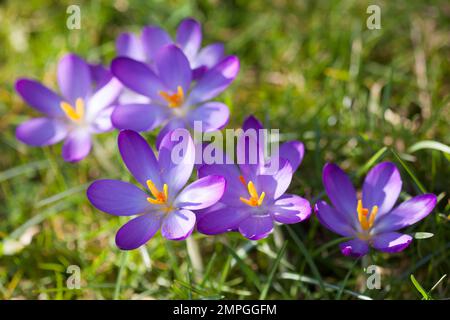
[113,251,128,300]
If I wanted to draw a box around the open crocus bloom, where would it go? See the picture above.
[111,44,238,147]
[315,162,437,258]
[116,18,226,80]
[196,116,311,240]
[87,129,225,250]
[15,54,122,162]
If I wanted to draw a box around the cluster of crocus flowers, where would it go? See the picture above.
[111,18,239,147]
[111,44,238,147]
[315,162,437,257]
[196,116,311,240]
[15,54,122,162]
[87,129,226,249]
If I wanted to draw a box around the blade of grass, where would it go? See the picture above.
[259,241,287,300]
[391,149,427,193]
[336,258,360,299]
[225,244,261,291]
[113,251,128,300]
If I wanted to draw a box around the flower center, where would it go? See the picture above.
[357,199,378,231]
[239,175,265,207]
[159,86,184,108]
[146,180,173,213]
[60,98,85,122]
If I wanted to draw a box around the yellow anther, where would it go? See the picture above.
[357,199,378,231]
[239,175,246,186]
[159,86,184,108]
[146,180,168,205]
[239,180,265,207]
[60,98,84,122]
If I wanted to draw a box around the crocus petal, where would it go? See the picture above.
[112,103,168,132]
[155,118,187,150]
[314,201,356,237]
[255,158,293,200]
[373,194,437,233]
[278,141,305,172]
[188,56,240,105]
[161,209,196,240]
[187,102,229,132]
[57,53,92,103]
[158,128,195,195]
[87,179,152,216]
[155,44,192,93]
[193,43,225,69]
[238,215,274,240]
[118,130,162,188]
[197,203,251,235]
[236,126,265,179]
[269,194,311,224]
[115,214,162,250]
[174,175,225,210]
[116,32,146,61]
[372,232,413,253]
[16,118,67,146]
[339,238,369,258]
[15,79,63,117]
[362,162,402,217]
[176,18,202,61]
[198,161,248,207]
[90,106,114,133]
[111,57,166,101]
[322,163,358,227]
[89,63,112,89]
[242,115,264,131]
[61,129,92,162]
[87,77,123,121]
[141,26,173,60]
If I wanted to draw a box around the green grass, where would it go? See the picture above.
[0,0,449,300]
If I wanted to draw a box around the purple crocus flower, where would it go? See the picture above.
[111,44,239,147]
[315,162,437,257]
[87,129,226,250]
[196,116,311,240]
[116,18,227,80]
[15,54,122,162]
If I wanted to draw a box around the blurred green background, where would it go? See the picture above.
[0,0,449,299]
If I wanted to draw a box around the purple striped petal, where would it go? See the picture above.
[15,79,63,117]
[112,103,168,132]
[116,32,146,61]
[322,163,358,227]
[373,194,437,233]
[176,18,202,61]
[111,57,166,101]
[158,128,195,195]
[174,175,225,210]
[198,162,248,207]
[188,56,240,105]
[362,162,402,217]
[57,54,92,103]
[372,232,412,253]
[141,26,173,60]
[269,194,311,224]
[118,130,162,188]
[314,201,356,237]
[238,215,274,240]
[193,43,225,69]
[255,158,293,200]
[187,102,229,132]
[197,203,251,235]
[161,209,196,240]
[87,77,123,121]
[61,129,92,162]
[155,118,186,150]
[87,179,152,216]
[279,141,305,172]
[16,118,67,146]
[155,45,192,93]
[115,213,162,250]
[339,238,369,258]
